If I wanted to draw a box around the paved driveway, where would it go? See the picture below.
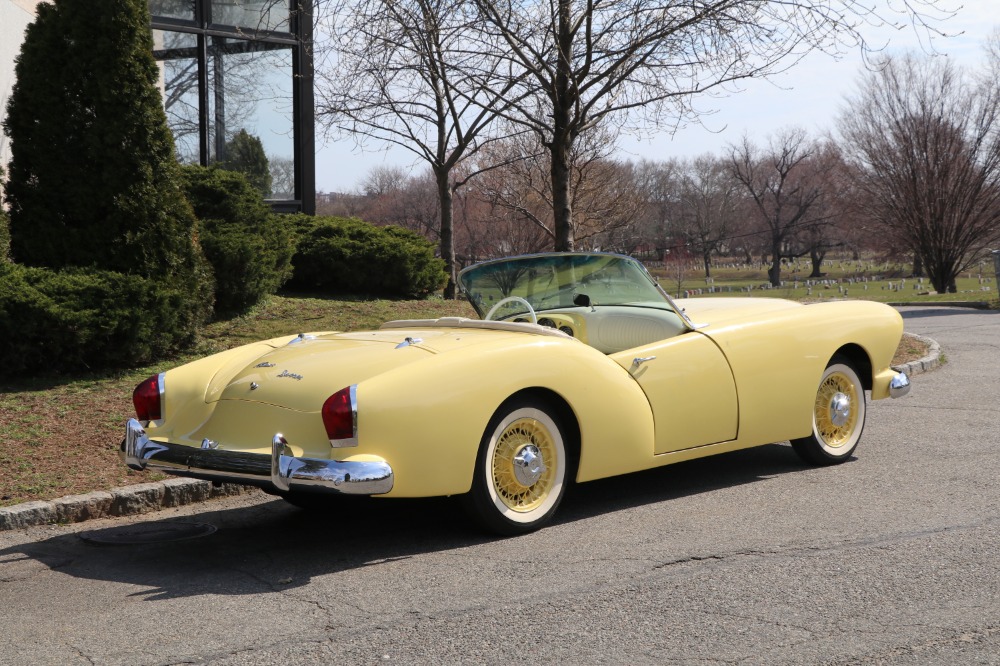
[1,307,999,665]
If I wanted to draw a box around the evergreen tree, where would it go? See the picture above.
[221,129,272,198]
[2,0,212,319]
[0,169,9,263]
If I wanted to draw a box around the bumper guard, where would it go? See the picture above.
[122,419,393,495]
[889,371,911,399]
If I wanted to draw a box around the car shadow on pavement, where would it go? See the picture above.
[556,441,807,523]
[899,306,999,319]
[0,442,814,601]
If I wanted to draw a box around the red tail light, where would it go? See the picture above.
[133,374,164,423]
[322,385,357,445]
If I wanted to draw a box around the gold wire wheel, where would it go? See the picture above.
[813,370,859,449]
[491,416,557,513]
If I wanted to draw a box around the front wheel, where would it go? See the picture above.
[463,400,569,535]
[792,358,866,466]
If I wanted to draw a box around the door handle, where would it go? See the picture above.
[631,356,656,369]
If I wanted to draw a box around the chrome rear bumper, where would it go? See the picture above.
[122,419,393,495]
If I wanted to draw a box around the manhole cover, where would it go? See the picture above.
[79,522,217,545]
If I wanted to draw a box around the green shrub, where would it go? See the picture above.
[0,263,205,378]
[0,209,8,263]
[1,0,216,375]
[289,217,446,298]
[180,165,293,313]
[0,167,8,262]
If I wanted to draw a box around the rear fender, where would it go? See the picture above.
[357,336,655,497]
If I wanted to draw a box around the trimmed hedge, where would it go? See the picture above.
[288,216,446,298]
[0,263,205,377]
[180,165,293,314]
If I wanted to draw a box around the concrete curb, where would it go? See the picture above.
[893,332,943,377]
[1,332,944,533]
[0,478,255,532]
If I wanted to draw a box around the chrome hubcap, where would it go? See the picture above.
[512,444,546,486]
[829,392,851,427]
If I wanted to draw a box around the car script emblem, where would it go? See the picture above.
[255,362,276,368]
[277,370,303,381]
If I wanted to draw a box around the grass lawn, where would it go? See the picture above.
[0,265,952,509]
[651,256,999,306]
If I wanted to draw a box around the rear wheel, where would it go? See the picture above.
[792,357,866,465]
[463,399,569,535]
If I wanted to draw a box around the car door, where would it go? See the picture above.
[610,330,738,455]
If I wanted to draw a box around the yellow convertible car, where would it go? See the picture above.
[123,252,910,534]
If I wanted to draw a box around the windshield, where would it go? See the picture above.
[459,253,674,320]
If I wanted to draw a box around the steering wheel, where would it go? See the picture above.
[485,296,537,324]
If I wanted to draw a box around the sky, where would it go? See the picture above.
[314,0,998,194]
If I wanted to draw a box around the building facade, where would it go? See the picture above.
[1,0,315,214]
[0,0,37,172]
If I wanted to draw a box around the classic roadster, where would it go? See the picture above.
[123,252,910,534]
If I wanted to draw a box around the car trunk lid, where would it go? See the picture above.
[208,332,439,412]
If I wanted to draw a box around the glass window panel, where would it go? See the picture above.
[207,39,295,199]
[149,0,196,22]
[209,0,291,33]
[152,30,201,164]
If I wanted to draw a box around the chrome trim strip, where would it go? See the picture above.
[889,371,911,399]
[286,333,316,345]
[149,372,166,428]
[122,419,393,495]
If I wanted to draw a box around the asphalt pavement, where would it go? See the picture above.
[0,306,998,665]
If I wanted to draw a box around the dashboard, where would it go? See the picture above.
[516,307,687,354]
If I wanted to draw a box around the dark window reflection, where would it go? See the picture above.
[153,30,200,163]
[210,0,291,33]
[148,0,311,210]
[207,40,294,198]
[149,0,196,22]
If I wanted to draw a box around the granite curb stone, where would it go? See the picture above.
[893,332,942,376]
[0,478,253,531]
[1,331,943,532]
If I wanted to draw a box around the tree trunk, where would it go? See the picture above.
[703,251,712,278]
[912,252,924,278]
[769,238,782,287]
[435,168,457,298]
[550,139,574,251]
[551,0,574,252]
[927,260,958,295]
[809,249,825,278]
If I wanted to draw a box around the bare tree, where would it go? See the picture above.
[472,0,953,251]
[360,168,443,239]
[631,159,680,262]
[839,54,1000,294]
[473,125,639,250]
[315,0,527,297]
[730,129,834,287]
[673,155,740,278]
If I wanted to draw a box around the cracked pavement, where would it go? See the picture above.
[1,306,998,665]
